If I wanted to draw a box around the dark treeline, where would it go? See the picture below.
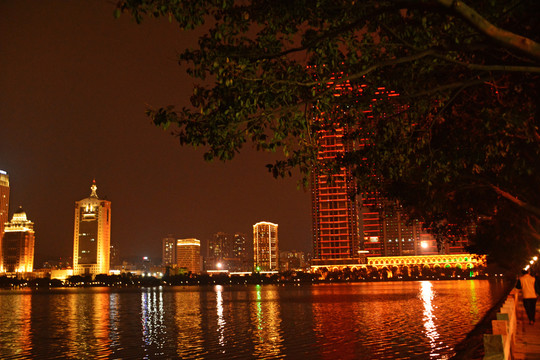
[0,265,495,289]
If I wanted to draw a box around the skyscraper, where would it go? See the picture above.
[176,238,201,273]
[1,207,35,273]
[162,234,177,267]
[0,170,9,270]
[73,180,111,276]
[253,221,278,271]
[311,128,363,266]
[310,83,469,265]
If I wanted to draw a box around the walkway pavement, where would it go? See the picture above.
[513,297,540,360]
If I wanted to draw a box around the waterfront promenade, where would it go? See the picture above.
[513,298,540,360]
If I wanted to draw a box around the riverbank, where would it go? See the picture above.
[450,279,515,360]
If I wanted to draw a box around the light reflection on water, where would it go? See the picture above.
[251,284,284,359]
[420,281,440,358]
[0,280,507,359]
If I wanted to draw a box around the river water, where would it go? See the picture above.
[0,280,507,359]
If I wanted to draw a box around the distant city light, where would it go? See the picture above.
[216,262,223,269]
[143,256,148,260]
[533,256,538,261]
[420,241,429,249]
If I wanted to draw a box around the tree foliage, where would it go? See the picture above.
[116,0,540,269]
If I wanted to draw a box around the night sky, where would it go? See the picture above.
[0,1,311,265]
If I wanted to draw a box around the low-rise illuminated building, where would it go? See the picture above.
[311,254,485,275]
[73,180,111,276]
[1,207,35,273]
[177,238,201,273]
[253,222,279,271]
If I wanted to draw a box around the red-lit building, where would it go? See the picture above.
[311,128,362,266]
[310,85,468,267]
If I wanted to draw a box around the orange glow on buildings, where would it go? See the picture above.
[1,207,35,273]
[176,238,201,274]
[253,222,279,271]
[311,129,361,265]
[311,82,469,268]
[0,170,9,271]
[73,180,111,276]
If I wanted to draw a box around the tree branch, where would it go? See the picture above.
[404,78,488,98]
[436,0,540,61]
[490,184,540,218]
[434,54,540,73]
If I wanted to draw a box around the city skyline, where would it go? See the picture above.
[0,1,311,264]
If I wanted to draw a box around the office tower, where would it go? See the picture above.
[1,207,34,273]
[162,234,177,266]
[73,180,111,276]
[253,222,278,271]
[0,170,9,271]
[208,232,248,271]
[176,238,201,273]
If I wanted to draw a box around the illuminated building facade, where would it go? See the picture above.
[0,170,9,269]
[311,127,364,266]
[162,234,176,266]
[73,180,111,276]
[253,222,278,271]
[177,238,201,273]
[0,170,9,236]
[311,84,468,267]
[208,232,248,271]
[1,207,35,273]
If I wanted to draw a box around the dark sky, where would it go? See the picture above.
[0,1,311,265]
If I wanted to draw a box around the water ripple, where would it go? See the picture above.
[0,280,506,359]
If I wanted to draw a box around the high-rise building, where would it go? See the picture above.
[162,234,177,267]
[73,180,111,276]
[380,202,421,256]
[208,232,248,271]
[253,222,278,271]
[0,170,9,232]
[0,170,9,270]
[311,128,364,266]
[110,244,121,266]
[177,238,201,273]
[310,83,469,268]
[1,207,35,273]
